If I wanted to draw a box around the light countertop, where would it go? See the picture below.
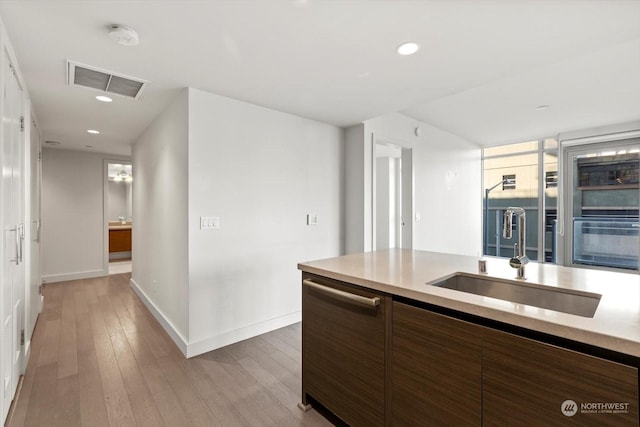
[108,221,132,230]
[298,249,640,358]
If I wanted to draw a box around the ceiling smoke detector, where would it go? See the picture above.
[108,25,139,46]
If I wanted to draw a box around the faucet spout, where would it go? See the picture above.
[503,207,528,279]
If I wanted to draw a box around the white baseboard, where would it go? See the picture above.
[42,269,107,283]
[185,311,301,358]
[129,278,188,356]
[129,278,301,359]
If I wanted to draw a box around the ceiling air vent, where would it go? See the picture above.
[67,60,149,99]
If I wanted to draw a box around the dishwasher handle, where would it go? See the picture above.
[303,279,380,308]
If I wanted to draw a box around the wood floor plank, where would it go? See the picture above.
[155,355,219,426]
[75,309,110,427]
[52,374,80,427]
[90,302,137,427]
[109,331,165,427]
[7,313,47,427]
[22,363,57,427]
[37,319,60,368]
[121,328,192,426]
[200,348,298,427]
[177,356,250,426]
[236,355,330,426]
[9,274,332,427]
[196,354,277,426]
[261,328,302,365]
[57,290,78,378]
[225,337,325,425]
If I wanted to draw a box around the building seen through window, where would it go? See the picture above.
[484,137,639,271]
[483,139,558,262]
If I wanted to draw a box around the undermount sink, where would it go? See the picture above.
[430,273,601,318]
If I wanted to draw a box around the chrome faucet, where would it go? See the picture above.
[503,207,529,279]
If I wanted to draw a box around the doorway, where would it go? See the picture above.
[26,115,42,362]
[104,161,132,275]
[372,138,413,250]
[562,139,640,271]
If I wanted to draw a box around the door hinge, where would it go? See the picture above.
[20,330,24,346]
[38,151,42,161]
[20,116,25,131]
[38,284,42,295]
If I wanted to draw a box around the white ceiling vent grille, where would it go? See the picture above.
[67,60,149,99]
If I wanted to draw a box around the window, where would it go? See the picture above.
[502,174,516,190]
[564,142,639,271]
[482,140,558,262]
[545,171,558,188]
[484,136,640,272]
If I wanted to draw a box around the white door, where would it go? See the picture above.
[1,54,24,421]
[27,116,41,358]
[372,139,413,250]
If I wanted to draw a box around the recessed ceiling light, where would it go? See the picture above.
[87,129,100,134]
[535,105,550,111]
[96,95,112,103]
[108,24,139,46]
[397,42,420,56]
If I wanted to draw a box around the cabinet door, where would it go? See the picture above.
[108,229,132,253]
[483,329,639,427]
[392,302,482,426]
[302,275,386,427]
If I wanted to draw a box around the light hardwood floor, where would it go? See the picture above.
[5,273,332,427]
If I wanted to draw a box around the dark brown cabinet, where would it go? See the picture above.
[302,273,388,427]
[483,329,639,427]
[302,273,639,427]
[109,228,131,253]
[391,302,482,426]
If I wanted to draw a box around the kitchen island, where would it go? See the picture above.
[298,249,640,426]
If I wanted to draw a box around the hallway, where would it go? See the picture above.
[5,274,330,427]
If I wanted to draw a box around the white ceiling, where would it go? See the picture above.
[1,0,639,155]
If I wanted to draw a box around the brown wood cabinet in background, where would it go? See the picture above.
[108,228,132,253]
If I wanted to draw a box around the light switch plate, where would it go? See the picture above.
[307,213,318,226]
[200,216,220,230]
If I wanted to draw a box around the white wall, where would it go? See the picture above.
[131,90,190,347]
[186,87,343,356]
[376,157,391,249]
[41,148,129,282]
[345,112,483,256]
[344,124,368,253]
